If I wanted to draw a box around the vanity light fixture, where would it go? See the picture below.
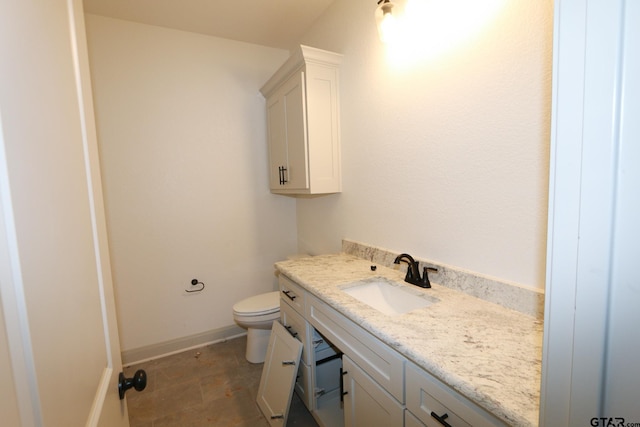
[375,0,397,43]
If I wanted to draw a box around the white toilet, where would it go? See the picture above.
[232,291,281,363]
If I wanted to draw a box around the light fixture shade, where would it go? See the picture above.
[375,0,397,43]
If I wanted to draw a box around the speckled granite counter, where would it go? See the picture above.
[275,253,542,427]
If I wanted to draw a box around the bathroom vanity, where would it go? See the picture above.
[273,254,542,427]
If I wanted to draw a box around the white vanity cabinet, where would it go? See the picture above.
[405,362,506,427]
[306,292,406,427]
[278,273,505,427]
[342,355,404,427]
[306,293,405,402]
[260,45,342,195]
[279,275,342,423]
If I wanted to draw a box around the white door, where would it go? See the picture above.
[0,0,129,426]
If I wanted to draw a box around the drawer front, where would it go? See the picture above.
[406,362,505,427]
[307,293,405,402]
[280,301,312,365]
[279,274,306,314]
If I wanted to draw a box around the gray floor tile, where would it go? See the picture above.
[125,336,319,427]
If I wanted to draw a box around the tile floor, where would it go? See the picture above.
[124,336,319,427]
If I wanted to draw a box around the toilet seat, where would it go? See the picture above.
[233,291,280,317]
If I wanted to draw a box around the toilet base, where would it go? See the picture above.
[246,327,272,363]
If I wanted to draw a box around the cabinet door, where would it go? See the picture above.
[257,321,303,427]
[266,72,308,192]
[342,355,404,427]
[266,92,287,190]
[281,71,308,190]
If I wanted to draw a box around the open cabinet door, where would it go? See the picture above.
[257,321,303,427]
[0,0,129,425]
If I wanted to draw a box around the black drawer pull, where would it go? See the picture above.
[271,414,284,419]
[282,290,296,301]
[430,411,452,427]
[340,368,348,402]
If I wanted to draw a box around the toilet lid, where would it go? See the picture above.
[233,291,280,316]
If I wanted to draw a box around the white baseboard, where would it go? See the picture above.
[121,324,246,366]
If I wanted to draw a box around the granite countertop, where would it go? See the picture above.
[275,253,542,427]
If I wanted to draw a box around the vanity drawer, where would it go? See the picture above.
[406,362,505,427]
[279,274,306,314]
[280,300,312,365]
[306,293,405,402]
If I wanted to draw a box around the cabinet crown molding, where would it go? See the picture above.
[260,45,343,98]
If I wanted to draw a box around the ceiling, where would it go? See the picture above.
[83,0,337,50]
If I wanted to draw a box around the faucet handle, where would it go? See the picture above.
[421,266,438,288]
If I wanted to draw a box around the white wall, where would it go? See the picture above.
[295,0,553,289]
[84,0,552,353]
[85,15,296,353]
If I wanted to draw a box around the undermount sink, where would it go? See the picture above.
[341,279,437,315]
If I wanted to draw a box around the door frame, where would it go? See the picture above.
[541,0,637,424]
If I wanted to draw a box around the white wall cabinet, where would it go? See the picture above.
[261,46,342,195]
[278,274,503,427]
